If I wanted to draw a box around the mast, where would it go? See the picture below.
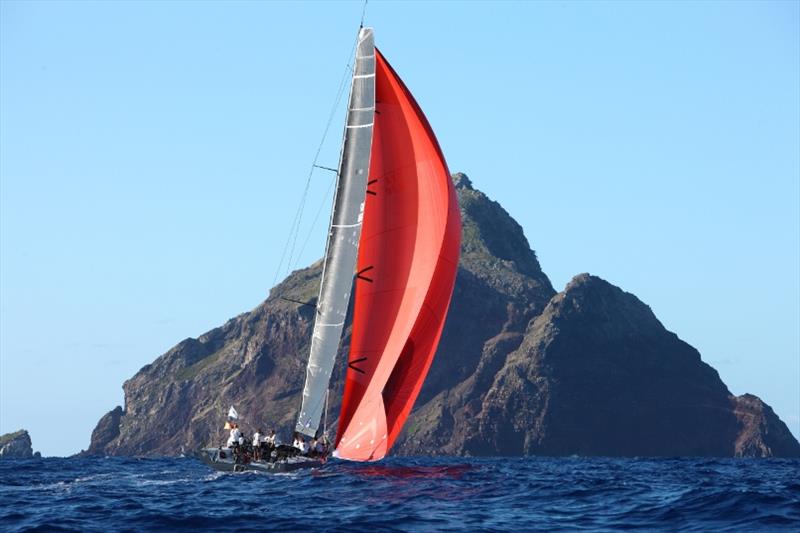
[323,388,329,441]
[295,28,376,437]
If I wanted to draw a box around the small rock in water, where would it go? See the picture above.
[0,429,40,459]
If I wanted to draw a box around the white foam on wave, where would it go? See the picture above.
[137,478,193,487]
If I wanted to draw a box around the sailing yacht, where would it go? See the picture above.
[199,27,460,472]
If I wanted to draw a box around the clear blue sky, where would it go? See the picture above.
[1,1,798,457]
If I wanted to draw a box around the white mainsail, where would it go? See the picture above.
[295,28,376,437]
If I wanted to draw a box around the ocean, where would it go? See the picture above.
[1,456,798,531]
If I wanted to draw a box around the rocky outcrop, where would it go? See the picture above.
[396,274,800,457]
[85,173,800,458]
[731,394,800,457]
[83,406,124,456]
[0,430,40,459]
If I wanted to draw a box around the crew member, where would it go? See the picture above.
[252,428,263,460]
[309,438,318,457]
[226,423,241,448]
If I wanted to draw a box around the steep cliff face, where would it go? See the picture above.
[85,174,799,458]
[86,406,123,455]
[88,265,324,456]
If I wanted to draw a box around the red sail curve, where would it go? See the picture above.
[335,49,461,461]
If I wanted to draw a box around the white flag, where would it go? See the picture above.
[228,406,239,420]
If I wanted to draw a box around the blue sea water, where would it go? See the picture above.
[0,456,798,532]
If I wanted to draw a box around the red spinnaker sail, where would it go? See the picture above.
[335,49,461,461]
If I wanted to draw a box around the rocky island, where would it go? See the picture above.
[85,173,800,458]
[0,430,40,459]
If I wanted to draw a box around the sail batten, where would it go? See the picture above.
[295,28,376,438]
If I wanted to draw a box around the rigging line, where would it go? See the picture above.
[283,49,356,277]
[303,29,363,308]
[270,42,357,289]
[282,65,350,276]
[288,23,367,281]
[294,172,337,269]
[272,191,307,287]
[360,0,368,28]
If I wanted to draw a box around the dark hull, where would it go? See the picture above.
[195,448,324,474]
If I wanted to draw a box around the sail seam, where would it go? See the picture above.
[347,123,374,129]
[353,73,375,79]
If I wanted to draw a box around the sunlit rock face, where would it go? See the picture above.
[85,174,799,458]
[0,430,39,459]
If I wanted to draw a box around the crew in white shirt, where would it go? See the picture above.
[292,436,310,455]
[252,429,263,460]
[226,424,241,447]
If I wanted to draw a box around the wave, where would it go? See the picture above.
[0,456,798,532]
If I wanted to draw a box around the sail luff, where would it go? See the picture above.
[295,28,376,437]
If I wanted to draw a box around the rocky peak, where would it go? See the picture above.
[539,273,671,346]
[457,175,549,285]
[452,172,473,190]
